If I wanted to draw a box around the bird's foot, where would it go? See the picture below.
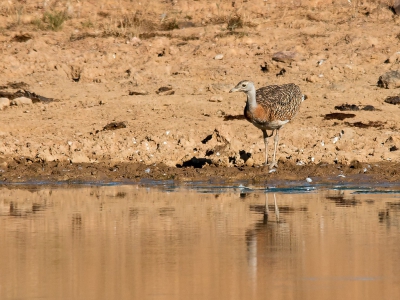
[268,161,278,170]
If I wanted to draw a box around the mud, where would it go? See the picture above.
[1,159,399,185]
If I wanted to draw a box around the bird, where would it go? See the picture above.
[229,80,305,169]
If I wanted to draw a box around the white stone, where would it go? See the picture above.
[12,97,32,106]
[214,54,224,60]
[0,98,10,110]
[209,95,223,102]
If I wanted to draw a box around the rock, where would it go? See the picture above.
[70,154,90,163]
[387,52,400,63]
[361,105,376,111]
[377,70,400,89]
[334,104,359,111]
[130,37,141,46]
[129,90,148,96]
[209,95,223,102]
[0,98,10,110]
[306,75,319,83]
[272,51,302,63]
[214,54,224,60]
[245,157,254,167]
[384,96,400,105]
[156,86,174,95]
[102,122,127,131]
[11,97,33,106]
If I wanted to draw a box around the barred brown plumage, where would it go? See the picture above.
[229,80,304,169]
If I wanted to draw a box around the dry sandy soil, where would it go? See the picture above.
[0,0,399,184]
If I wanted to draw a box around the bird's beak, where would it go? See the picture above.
[229,87,238,93]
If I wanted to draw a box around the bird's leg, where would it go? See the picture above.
[262,130,274,166]
[269,129,280,169]
[273,193,280,222]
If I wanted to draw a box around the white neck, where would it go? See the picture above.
[246,87,257,110]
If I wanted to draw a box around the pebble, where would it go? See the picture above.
[245,158,254,167]
[306,177,313,183]
[11,97,32,106]
[378,70,400,89]
[0,98,10,110]
[214,54,224,60]
[272,51,302,63]
[145,168,151,173]
[209,95,223,102]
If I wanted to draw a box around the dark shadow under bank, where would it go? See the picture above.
[1,175,400,195]
[0,159,399,190]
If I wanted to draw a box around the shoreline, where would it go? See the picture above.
[1,160,399,186]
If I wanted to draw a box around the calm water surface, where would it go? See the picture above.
[1,184,400,300]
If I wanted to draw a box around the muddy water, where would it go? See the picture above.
[1,185,400,300]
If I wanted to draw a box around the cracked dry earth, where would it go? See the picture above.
[0,0,399,184]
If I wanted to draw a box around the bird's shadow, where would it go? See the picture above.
[223,115,245,121]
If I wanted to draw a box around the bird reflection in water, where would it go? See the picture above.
[245,193,290,284]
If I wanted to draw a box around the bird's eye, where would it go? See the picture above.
[242,84,246,87]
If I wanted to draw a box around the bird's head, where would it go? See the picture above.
[229,80,255,94]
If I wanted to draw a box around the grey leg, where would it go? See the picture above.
[269,129,279,169]
[262,130,274,166]
[274,193,280,222]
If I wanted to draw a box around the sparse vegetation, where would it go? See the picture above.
[43,10,69,31]
[81,19,94,28]
[101,12,156,39]
[227,15,243,31]
[161,19,179,31]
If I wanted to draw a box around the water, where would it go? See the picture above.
[1,184,400,300]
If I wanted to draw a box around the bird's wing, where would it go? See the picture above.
[256,84,303,121]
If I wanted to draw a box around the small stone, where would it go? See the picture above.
[209,95,223,102]
[11,97,32,106]
[306,177,312,183]
[129,90,148,96]
[306,75,319,83]
[130,37,141,46]
[272,51,302,63]
[70,154,90,163]
[377,70,400,89]
[156,86,174,96]
[362,105,376,111]
[145,168,150,173]
[387,52,400,63]
[214,54,224,60]
[385,96,400,105]
[0,98,10,110]
[245,157,254,167]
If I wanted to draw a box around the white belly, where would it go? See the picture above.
[253,119,289,130]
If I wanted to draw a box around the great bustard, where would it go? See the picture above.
[229,80,304,169]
